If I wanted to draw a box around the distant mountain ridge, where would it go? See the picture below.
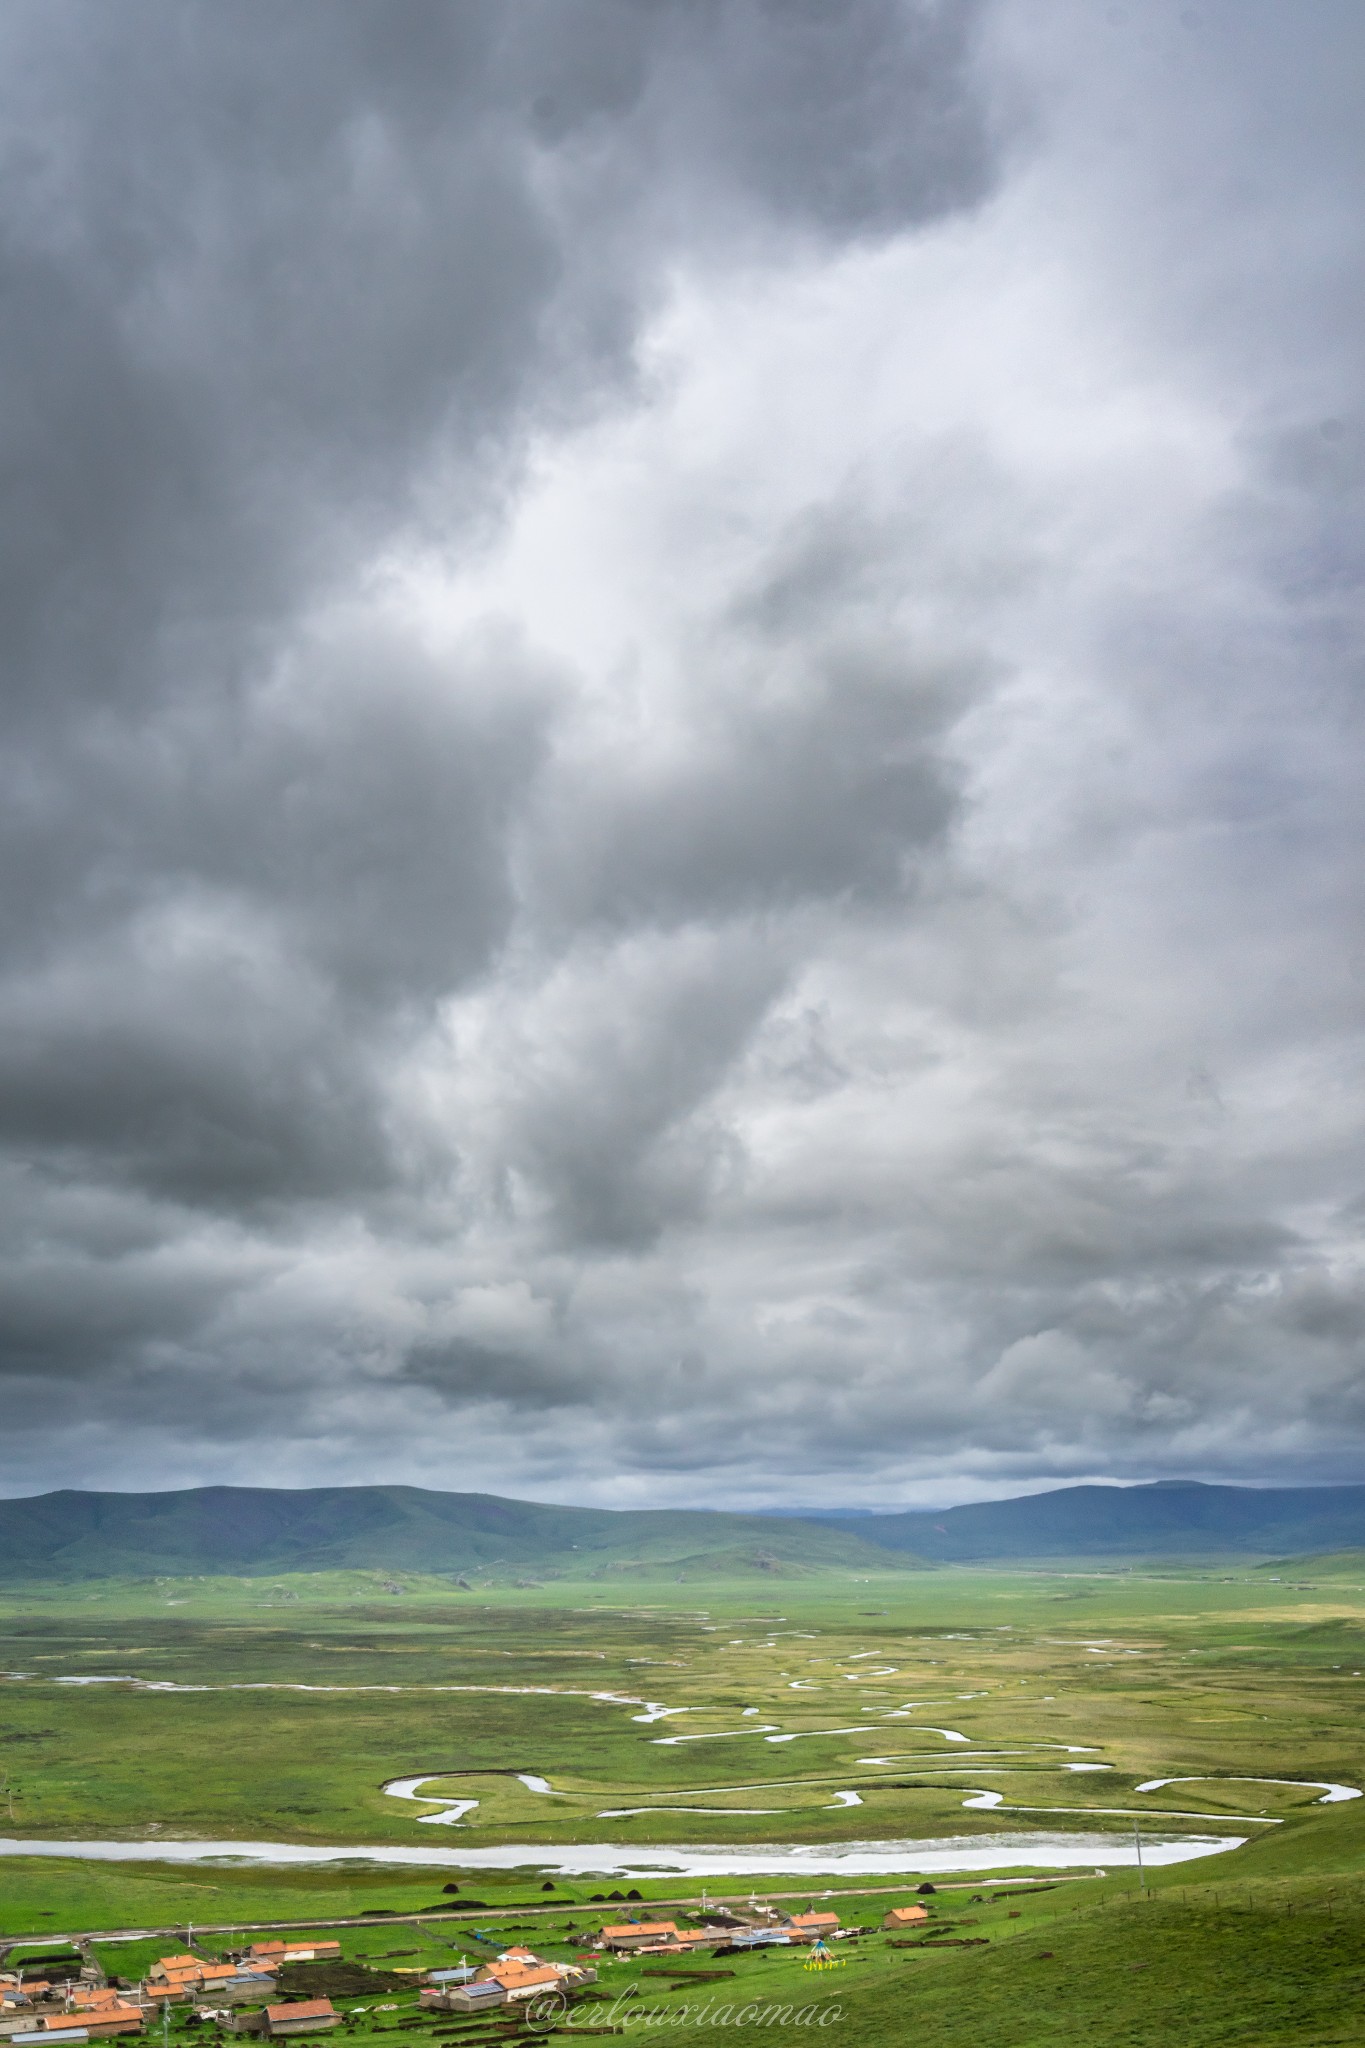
[0,1478,1362,1582]
[815,1480,1365,1561]
[0,1484,909,1582]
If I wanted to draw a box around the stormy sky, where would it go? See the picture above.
[1,0,1363,1508]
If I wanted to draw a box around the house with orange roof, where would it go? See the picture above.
[598,1922,680,1952]
[239,1945,339,1969]
[882,1905,929,1930]
[143,1962,200,1998]
[143,1956,274,2008]
[482,1963,562,2002]
[632,1927,724,1955]
[262,2001,339,2037]
[36,2006,144,2038]
[785,1912,840,1939]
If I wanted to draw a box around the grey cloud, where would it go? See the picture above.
[533,654,968,932]
[529,499,981,934]
[626,0,998,237]
[486,929,789,1249]
[1,0,1363,1507]
[404,1337,592,1412]
[0,626,555,1205]
[0,0,1003,1489]
[0,0,999,1190]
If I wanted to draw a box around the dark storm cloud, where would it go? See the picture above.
[0,625,554,1205]
[0,0,994,1170]
[0,0,1001,1481]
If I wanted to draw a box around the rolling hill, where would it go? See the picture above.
[2,1478,1363,1582]
[822,1480,1365,1561]
[0,1484,913,1583]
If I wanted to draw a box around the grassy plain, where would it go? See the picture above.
[2,1561,1364,2046]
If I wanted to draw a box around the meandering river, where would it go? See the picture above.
[0,1833,1246,1878]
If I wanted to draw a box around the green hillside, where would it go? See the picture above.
[0,1484,916,1583]
[827,1479,1365,1560]
[1255,1548,1365,1579]
[7,1478,1363,1585]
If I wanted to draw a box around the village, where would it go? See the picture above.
[0,1900,938,2038]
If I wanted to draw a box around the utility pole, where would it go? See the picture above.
[1133,1820,1146,1895]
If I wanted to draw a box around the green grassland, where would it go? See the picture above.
[2,1562,1364,2045]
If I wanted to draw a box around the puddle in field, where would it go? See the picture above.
[0,1833,1247,1877]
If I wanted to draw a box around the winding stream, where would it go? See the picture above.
[1134,1777,1360,1804]
[12,1667,1355,1872]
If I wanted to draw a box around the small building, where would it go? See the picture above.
[484,1964,561,2004]
[422,1982,505,2015]
[634,1929,719,1956]
[143,1961,201,2004]
[882,1906,929,1931]
[145,1960,272,2010]
[782,1914,840,1943]
[141,1984,195,2008]
[37,2009,144,2038]
[186,1971,242,1998]
[238,1947,338,1971]
[598,1923,680,1953]
[262,2003,340,2038]
[204,1981,276,2009]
